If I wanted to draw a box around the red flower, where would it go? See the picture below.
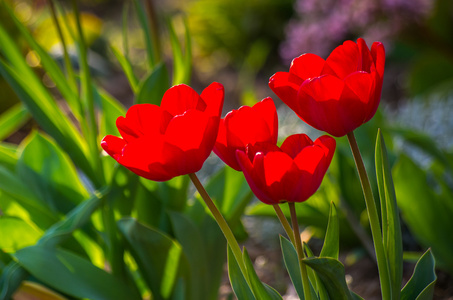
[236,134,336,204]
[269,38,385,137]
[213,98,278,171]
[101,83,224,181]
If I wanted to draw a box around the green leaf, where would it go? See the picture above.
[38,187,107,248]
[227,246,255,300]
[243,248,282,300]
[393,155,453,270]
[400,249,436,300]
[97,88,126,137]
[14,246,140,300]
[220,167,253,223]
[320,202,339,259]
[0,103,29,141]
[303,257,353,300]
[0,262,29,300]
[280,236,304,299]
[118,217,188,300]
[0,165,58,229]
[168,17,192,85]
[17,132,88,213]
[131,0,157,69]
[111,45,138,93]
[0,59,95,185]
[304,242,329,299]
[375,129,403,299]
[0,217,41,252]
[3,4,81,118]
[168,211,209,300]
[0,142,18,171]
[135,63,170,105]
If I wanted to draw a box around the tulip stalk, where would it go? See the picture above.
[273,204,295,245]
[347,131,392,300]
[188,173,250,284]
[289,202,312,300]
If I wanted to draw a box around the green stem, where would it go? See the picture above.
[144,0,161,63]
[48,0,78,95]
[72,0,105,186]
[273,204,295,245]
[188,173,249,283]
[288,202,312,300]
[347,131,391,300]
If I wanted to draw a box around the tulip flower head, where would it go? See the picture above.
[101,82,224,181]
[269,38,385,137]
[214,98,278,171]
[236,134,336,205]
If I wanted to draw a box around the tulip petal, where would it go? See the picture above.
[251,97,278,144]
[344,71,374,104]
[116,134,167,178]
[297,75,367,136]
[315,135,337,162]
[163,110,218,175]
[161,84,206,116]
[213,120,242,170]
[263,151,296,202]
[101,135,126,160]
[325,40,360,80]
[290,53,327,80]
[280,134,314,159]
[201,82,225,117]
[116,104,169,142]
[237,150,276,204]
[357,38,374,73]
[269,72,304,108]
[225,107,271,148]
[371,41,385,79]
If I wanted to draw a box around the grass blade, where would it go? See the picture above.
[0,103,29,141]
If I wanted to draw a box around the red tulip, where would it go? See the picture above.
[269,38,385,137]
[101,82,224,181]
[213,98,278,171]
[236,134,336,204]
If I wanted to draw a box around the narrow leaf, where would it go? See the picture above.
[280,236,304,299]
[169,211,209,300]
[131,0,156,69]
[227,246,255,300]
[168,17,191,85]
[14,246,140,300]
[320,201,339,259]
[243,248,283,300]
[0,59,95,185]
[111,45,138,93]
[0,262,29,300]
[376,129,403,299]
[135,63,170,105]
[303,257,353,300]
[304,243,329,300]
[400,249,436,300]
[0,104,29,141]
[3,4,80,118]
[0,217,42,252]
[118,218,188,300]
[38,187,108,247]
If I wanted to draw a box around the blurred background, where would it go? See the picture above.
[1,0,453,299]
